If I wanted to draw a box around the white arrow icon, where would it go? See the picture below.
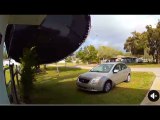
[150,93,157,99]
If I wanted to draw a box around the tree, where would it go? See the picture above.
[76,45,98,64]
[124,20,160,63]
[76,48,84,62]
[97,46,123,60]
[65,56,72,62]
[20,47,38,103]
[43,64,47,70]
[64,56,73,67]
[124,31,146,56]
[146,22,160,64]
[123,52,132,57]
[97,46,108,60]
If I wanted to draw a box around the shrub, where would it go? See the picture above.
[20,47,37,103]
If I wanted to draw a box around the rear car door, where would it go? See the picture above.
[120,63,128,81]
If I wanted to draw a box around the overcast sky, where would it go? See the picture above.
[81,15,160,51]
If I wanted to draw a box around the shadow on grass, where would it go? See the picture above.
[35,67,88,83]
[35,72,48,77]
[31,80,150,104]
[76,89,104,94]
[36,74,79,83]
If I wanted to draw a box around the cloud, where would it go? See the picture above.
[82,15,160,51]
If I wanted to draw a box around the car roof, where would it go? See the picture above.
[102,62,124,65]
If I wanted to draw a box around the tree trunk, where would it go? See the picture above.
[65,61,66,68]
[35,65,42,73]
[159,53,160,64]
[152,54,155,63]
[56,63,60,76]
[157,52,160,64]
[44,64,47,70]
[155,53,159,64]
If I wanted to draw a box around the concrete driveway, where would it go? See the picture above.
[73,65,160,105]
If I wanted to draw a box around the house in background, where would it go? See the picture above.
[109,55,138,63]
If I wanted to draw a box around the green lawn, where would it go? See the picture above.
[4,68,11,84]
[4,67,21,84]
[49,62,160,68]
[127,63,160,68]
[46,62,88,67]
[30,66,155,104]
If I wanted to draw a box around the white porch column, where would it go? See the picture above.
[0,15,10,104]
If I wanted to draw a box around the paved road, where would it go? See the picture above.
[73,66,160,105]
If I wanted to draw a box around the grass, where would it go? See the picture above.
[47,62,160,68]
[4,66,21,84]
[45,62,88,67]
[4,66,21,96]
[30,66,155,104]
[127,63,160,68]
[4,70,10,84]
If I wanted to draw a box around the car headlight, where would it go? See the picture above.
[90,77,101,84]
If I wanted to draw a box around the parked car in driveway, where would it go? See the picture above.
[76,62,131,93]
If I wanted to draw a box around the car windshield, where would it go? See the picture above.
[90,64,114,73]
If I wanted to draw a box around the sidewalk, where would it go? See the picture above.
[131,68,160,105]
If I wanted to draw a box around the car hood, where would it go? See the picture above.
[79,72,110,80]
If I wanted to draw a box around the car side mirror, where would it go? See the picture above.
[113,69,119,73]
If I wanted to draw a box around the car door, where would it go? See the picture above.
[120,63,128,82]
[112,64,123,84]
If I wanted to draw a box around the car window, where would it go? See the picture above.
[121,64,127,70]
[90,64,114,73]
[113,64,121,71]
